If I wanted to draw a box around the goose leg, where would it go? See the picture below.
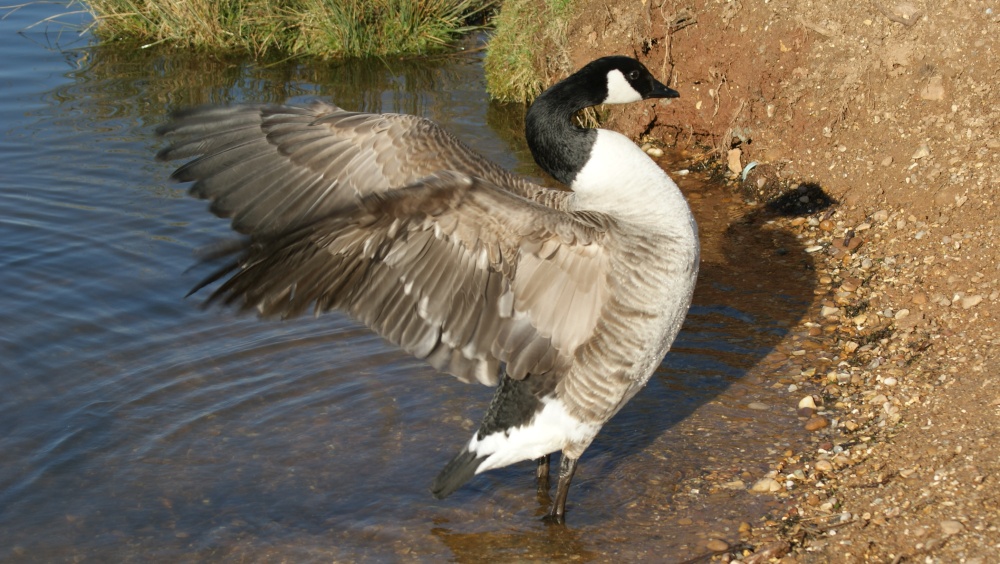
[536,454,551,492]
[542,455,578,524]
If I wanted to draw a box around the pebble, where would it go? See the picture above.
[881,156,893,167]
[912,293,928,305]
[819,219,834,231]
[961,295,983,309]
[820,305,841,317]
[912,144,930,159]
[873,209,889,222]
[748,402,770,410]
[751,478,783,492]
[940,520,964,536]
[814,459,834,472]
[727,148,743,174]
[883,376,898,386]
[798,396,817,410]
[920,75,945,100]
[887,1,923,23]
[894,308,910,320]
[678,517,694,525]
[706,539,729,552]
[805,416,829,431]
[645,146,664,157]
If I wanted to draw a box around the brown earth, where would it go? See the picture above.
[551,0,999,561]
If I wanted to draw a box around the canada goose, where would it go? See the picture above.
[157,56,699,523]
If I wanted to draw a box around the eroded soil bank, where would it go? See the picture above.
[550,1,999,561]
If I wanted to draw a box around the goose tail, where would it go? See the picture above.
[431,373,557,499]
[431,448,486,499]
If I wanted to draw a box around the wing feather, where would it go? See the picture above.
[158,102,550,237]
[197,171,613,386]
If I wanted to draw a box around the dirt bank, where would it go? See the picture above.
[550,0,999,560]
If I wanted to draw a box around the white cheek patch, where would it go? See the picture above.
[603,69,643,104]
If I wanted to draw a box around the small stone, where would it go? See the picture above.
[814,459,834,472]
[678,517,694,525]
[819,219,834,231]
[706,539,729,552]
[748,402,770,411]
[940,520,964,536]
[894,308,910,320]
[920,76,945,100]
[645,146,664,157]
[739,521,752,534]
[727,148,743,174]
[805,416,829,431]
[912,144,930,159]
[961,295,983,309]
[798,396,817,410]
[912,293,928,305]
[821,305,841,317]
[751,478,783,492]
[832,236,863,254]
[873,209,889,222]
[881,156,893,167]
[883,377,898,386]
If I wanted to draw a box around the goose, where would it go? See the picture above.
[157,56,700,523]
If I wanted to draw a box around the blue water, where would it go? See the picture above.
[0,3,817,561]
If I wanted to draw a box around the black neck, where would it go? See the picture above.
[524,72,605,186]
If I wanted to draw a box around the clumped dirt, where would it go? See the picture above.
[558,0,1000,561]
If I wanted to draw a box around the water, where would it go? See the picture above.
[0,3,820,561]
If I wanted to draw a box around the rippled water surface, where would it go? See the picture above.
[1,3,820,561]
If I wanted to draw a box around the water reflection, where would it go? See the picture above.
[1,4,824,561]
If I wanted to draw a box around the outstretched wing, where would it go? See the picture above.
[196,170,613,386]
[157,102,547,237]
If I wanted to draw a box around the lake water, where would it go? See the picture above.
[0,3,820,561]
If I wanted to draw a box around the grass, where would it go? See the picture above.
[77,0,493,59]
[74,0,581,103]
[483,0,575,103]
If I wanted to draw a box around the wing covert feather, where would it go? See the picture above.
[158,102,548,237]
[204,172,613,386]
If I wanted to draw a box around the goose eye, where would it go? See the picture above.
[627,70,640,80]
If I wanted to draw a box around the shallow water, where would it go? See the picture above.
[0,3,819,561]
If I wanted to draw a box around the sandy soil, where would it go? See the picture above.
[555,0,1000,561]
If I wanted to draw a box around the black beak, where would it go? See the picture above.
[646,79,680,99]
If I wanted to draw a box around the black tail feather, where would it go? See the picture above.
[431,448,485,499]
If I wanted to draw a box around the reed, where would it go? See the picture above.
[79,0,492,59]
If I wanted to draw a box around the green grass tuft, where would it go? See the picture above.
[77,0,493,59]
[483,0,575,103]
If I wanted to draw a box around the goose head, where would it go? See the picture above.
[590,56,679,104]
[525,57,678,187]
